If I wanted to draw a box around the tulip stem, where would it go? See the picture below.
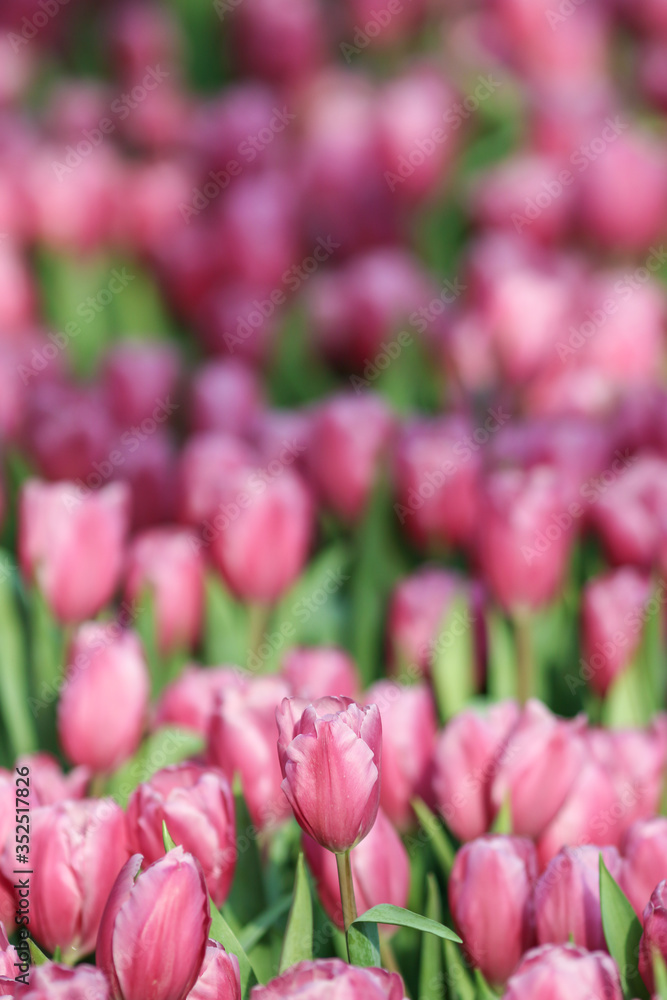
[336,851,357,936]
[247,603,270,669]
[514,610,533,706]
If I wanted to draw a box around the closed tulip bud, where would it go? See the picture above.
[19,480,129,624]
[621,819,667,920]
[22,799,128,961]
[231,0,325,87]
[276,696,382,854]
[589,455,667,569]
[366,681,437,831]
[640,880,667,992]
[503,944,623,1000]
[433,701,519,842]
[449,835,537,986]
[307,393,394,522]
[282,647,360,701]
[127,763,236,908]
[251,959,405,999]
[302,808,409,931]
[490,701,585,839]
[102,341,180,430]
[15,752,89,807]
[209,677,292,830]
[58,625,149,774]
[117,427,178,532]
[581,569,652,696]
[22,963,111,999]
[189,360,263,438]
[97,848,211,1000]
[535,759,619,867]
[535,846,622,951]
[155,666,245,736]
[186,941,241,1000]
[178,433,254,527]
[124,527,205,655]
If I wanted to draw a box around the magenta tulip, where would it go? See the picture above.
[639,880,667,992]
[186,941,240,1000]
[281,647,360,702]
[19,480,129,624]
[177,433,255,527]
[581,568,652,696]
[503,945,623,1000]
[589,454,667,569]
[102,341,180,430]
[277,696,382,854]
[620,819,667,919]
[251,960,404,999]
[58,624,150,773]
[189,359,263,438]
[97,848,210,1000]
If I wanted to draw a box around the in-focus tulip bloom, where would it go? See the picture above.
[303,808,409,930]
[503,944,623,1000]
[58,625,150,773]
[97,848,210,1000]
[19,480,129,624]
[155,666,245,736]
[639,880,667,992]
[124,527,205,655]
[581,568,652,696]
[25,799,128,961]
[21,963,111,999]
[366,680,437,830]
[534,846,622,952]
[386,567,468,676]
[102,341,180,430]
[306,393,394,522]
[251,960,405,999]
[277,696,382,854]
[281,647,360,701]
[449,835,537,986]
[186,941,241,1000]
[620,819,667,919]
[208,677,292,830]
[432,701,519,842]
[127,763,236,907]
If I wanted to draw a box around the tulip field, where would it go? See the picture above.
[3,0,667,998]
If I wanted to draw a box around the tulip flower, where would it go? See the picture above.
[155,666,245,736]
[620,819,667,919]
[177,433,255,527]
[97,848,211,1000]
[20,963,111,999]
[117,427,178,531]
[449,835,537,986]
[534,846,622,951]
[589,454,667,569]
[102,341,180,430]
[639,880,667,992]
[535,759,619,867]
[58,625,150,773]
[276,696,382,854]
[189,359,263,438]
[124,526,205,655]
[503,944,623,1000]
[386,567,468,676]
[19,480,129,624]
[127,763,236,907]
[186,941,241,1000]
[281,647,360,702]
[250,959,405,999]
[25,799,128,961]
[14,752,89,807]
[0,924,19,979]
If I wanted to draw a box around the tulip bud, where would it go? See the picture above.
[189,360,263,438]
[307,393,394,522]
[640,880,667,992]
[19,480,129,624]
[155,666,245,736]
[116,427,178,532]
[581,569,652,696]
[108,1,182,83]
[535,758,619,867]
[432,701,519,842]
[251,959,405,999]
[449,835,537,986]
[366,680,437,831]
[127,763,236,908]
[15,752,89,807]
[503,944,623,1000]
[281,647,360,702]
[231,0,326,87]
[21,963,111,999]
[22,799,128,961]
[58,625,150,773]
[186,941,241,1000]
[97,848,211,1000]
[276,696,382,854]
[620,819,667,920]
[535,846,622,951]
[102,341,180,430]
[208,677,291,830]
[124,527,205,655]
[386,567,470,676]
[302,808,409,931]
[589,454,667,569]
[178,433,254,527]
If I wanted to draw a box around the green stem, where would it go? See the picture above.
[336,851,358,941]
[514,610,533,706]
[247,603,270,671]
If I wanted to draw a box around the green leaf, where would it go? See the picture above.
[106,728,205,807]
[420,875,444,1000]
[226,788,265,926]
[486,612,516,701]
[279,854,313,972]
[28,940,48,966]
[353,906,461,944]
[599,856,650,1000]
[490,794,513,835]
[162,821,176,852]
[431,594,476,722]
[654,952,667,1000]
[443,939,475,1000]
[29,585,64,748]
[347,921,381,968]
[209,901,259,999]
[411,798,455,877]
[239,895,292,954]
[0,559,37,756]
[203,573,249,667]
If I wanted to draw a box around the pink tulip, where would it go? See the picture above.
[503,944,623,1000]
[282,647,360,701]
[251,409,312,471]
[306,393,394,522]
[535,846,622,951]
[303,808,409,931]
[189,360,263,438]
[58,625,149,773]
[208,677,292,830]
[97,848,210,1000]
[195,282,278,364]
[186,941,241,1000]
[154,666,245,736]
[19,480,129,624]
[0,924,19,982]
[24,799,128,961]
[620,819,667,920]
[231,0,325,87]
[366,680,437,830]
[127,763,236,907]
[251,960,405,999]
[14,752,89,807]
[535,758,619,867]
[21,963,111,999]
[177,433,254,527]
[0,239,35,332]
[449,835,537,985]
[115,428,178,532]
[277,696,382,853]
[432,701,520,842]
[124,527,205,655]
[102,341,180,431]
[640,881,667,993]
[589,454,667,569]
[108,1,181,83]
